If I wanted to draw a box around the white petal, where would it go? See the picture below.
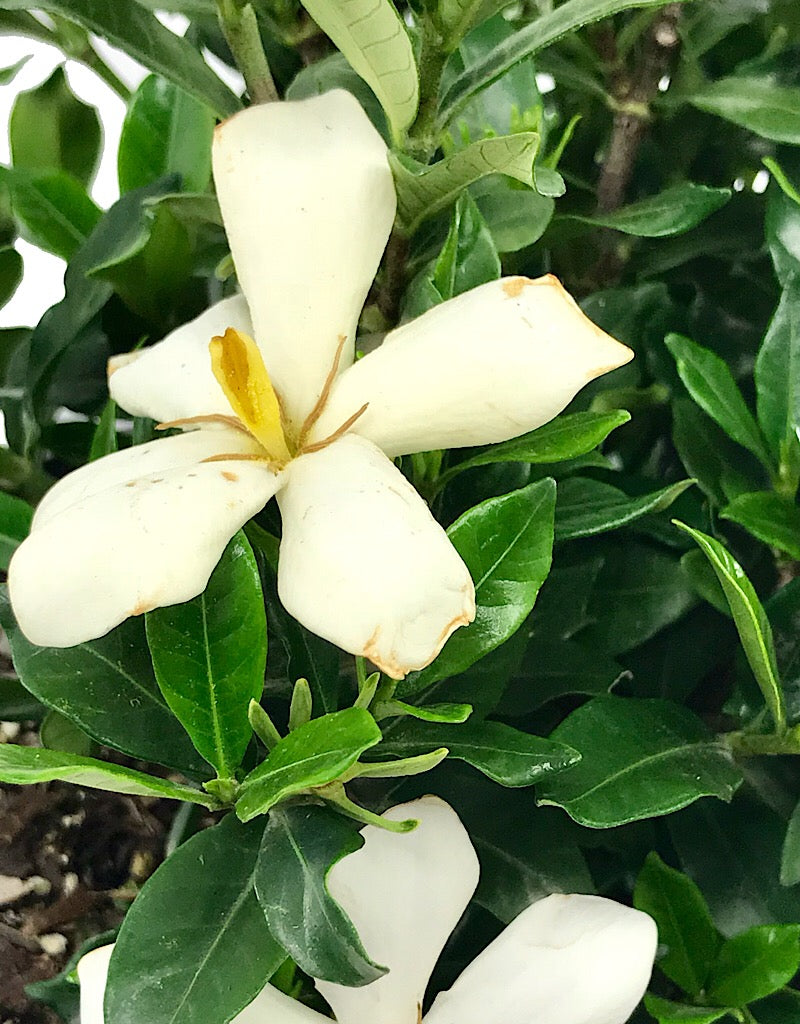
[9,429,282,647]
[315,276,634,458]
[108,294,252,422]
[212,91,396,431]
[78,944,114,1024]
[76,943,329,1024]
[316,797,480,1024]
[277,434,474,678]
[424,894,657,1024]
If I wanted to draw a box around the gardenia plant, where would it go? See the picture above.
[7,90,631,678]
[76,798,657,1024]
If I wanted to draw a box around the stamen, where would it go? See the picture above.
[201,452,286,472]
[156,414,250,434]
[299,403,369,455]
[297,333,348,447]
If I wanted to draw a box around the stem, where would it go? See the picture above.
[724,726,800,757]
[377,228,410,325]
[406,18,449,162]
[217,0,279,104]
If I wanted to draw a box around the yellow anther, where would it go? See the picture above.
[209,328,291,461]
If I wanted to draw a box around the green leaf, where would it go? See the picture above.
[722,492,800,562]
[118,75,215,194]
[434,192,500,299]
[0,490,31,568]
[0,0,240,118]
[644,995,734,1024]
[400,478,555,695]
[0,166,101,261]
[634,852,721,996]
[40,709,94,756]
[391,132,540,234]
[255,804,385,986]
[780,797,800,887]
[297,0,418,140]
[438,0,691,125]
[674,522,785,732]
[441,410,630,482]
[751,989,800,1024]
[707,925,800,1007]
[538,695,742,828]
[672,399,759,507]
[555,478,694,541]
[0,743,212,804]
[473,176,554,253]
[236,709,382,822]
[88,398,118,461]
[0,55,30,85]
[0,244,22,307]
[386,699,472,722]
[690,77,800,145]
[106,814,284,1024]
[767,189,800,289]
[377,718,579,785]
[0,589,206,775]
[146,533,266,779]
[565,184,731,237]
[754,277,800,471]
[666,334,773,470]
[10,66,100,186]
[285,52,389,143]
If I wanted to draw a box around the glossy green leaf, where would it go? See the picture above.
[754,277,800,471]
[0,490,31,568]
[690,77,800,145]
[2,166,101,261]
[0,589,206,774]
[538,695,742,827]
[391,132,540,234]
[298,0,418,140]
[400,478,555,695]
[707,925,800,1006]
[256,804,385,986]
[438,0,691,125]
[146,533,266,779]
[118,75,215,194]
[0,0,240,118]
[386,699,472,723]
[0,744,213,805]
[674,522,785,731]
[644,995,733,1024]
[441,410,630,483]
[39,709,94,756]
[236,709,382,822]
[555,478,694,541]
[88,398,118,462]
[634,852,721,996]
[666,334,773,469]
[780,797,800,887]
[10,66,100,185]
[566,184,731,237]
[106,814,284,1024]
[377,718,579,786]
[0,244,22,307]
[722,492,800,561]
[0,677,42,721]
[671,399,759,506]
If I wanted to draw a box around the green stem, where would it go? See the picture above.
[406,18,449,161]
[317,783,418,832]
[217,0,279,104]
[724,725,800,757]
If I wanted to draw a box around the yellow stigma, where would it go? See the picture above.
[209,328,291,462]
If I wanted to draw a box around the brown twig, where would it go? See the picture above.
[377,229,410,325]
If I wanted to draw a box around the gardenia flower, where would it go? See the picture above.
[8,90,632,678]
[77,797,657,1024]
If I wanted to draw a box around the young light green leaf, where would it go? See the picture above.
[644,995,733,1024]
[39,710,94,757]
[383,699,472,723]
[438,410,630,485]
[538,695,742,828]
[399,478,555,695]
[88,399,118,462]
[256,804,386,985]
[754,277,800,472]
[146,533,267,779]
[118,75,215,194]
[0,55,31,86]
[236,709,382,822]
[0,166,101,261]
[666,334,773,469]
[721,492,800,562]
[555,478,694,541]
[377,718,579,786]
[634,852,721,996]
[0,0,240,118]
[0,491,31,569]
[390,132,540,234]
[0,744,213,805]
[707,925,800,1007]
[564,183,731,237]
[438,0,691,125]
[298,0,418,140]
[106,814,284,1024]
[690,77,800,145]
[674,522,785,732]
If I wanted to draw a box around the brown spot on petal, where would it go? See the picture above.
[502,276,531,298]
[130,598,156,617]
[221,470,239,482]
[125,481,137,488]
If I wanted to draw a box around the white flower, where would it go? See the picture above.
[8,90,632,678]
[77,797,657,1024]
